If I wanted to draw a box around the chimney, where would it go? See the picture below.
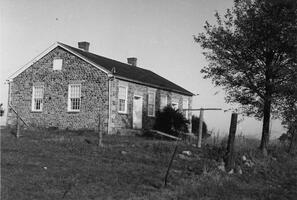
[127,57,137,66]
[78,41,90,52]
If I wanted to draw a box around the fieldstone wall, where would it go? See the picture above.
[108,79,192,134]
[7,46,192,134]
[7,47,109,133]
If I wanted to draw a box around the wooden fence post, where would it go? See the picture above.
[225,113,238,171]
[197,108,204,148]
[164,142,178,187]
[16,115,21,138]
[98,115,103,147]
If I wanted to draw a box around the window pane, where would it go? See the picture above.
[119,86,126,99]
[183,99,189,119]
[160,95,167,109]
[53,59,63,70]
[35,99,42,110]
[71,98,80,110]
[118,86,127,112]
[119,99,125,112]
[68,84,81,111]
[34,86,43,98]
[33,86,43,111]
[148,92,155,116]
[183,100,188,109]
[70,85,81,98]
[148,104,154,116]
[148,92,154,104]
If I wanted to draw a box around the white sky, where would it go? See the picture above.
[0,0,285,138]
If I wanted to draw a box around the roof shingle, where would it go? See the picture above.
[59,42,193,96]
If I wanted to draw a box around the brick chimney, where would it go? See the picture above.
[127,57,137,66]
[78,41,90,52]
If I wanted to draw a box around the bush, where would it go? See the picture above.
[279,129,297,154]
[154,105,189,136]
[191,115,210,139]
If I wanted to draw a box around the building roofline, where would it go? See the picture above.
[6,42,58,82]
[6,42,194,96]
[57,42,111,75]
[6,42,111,81]
[114,76,194,96]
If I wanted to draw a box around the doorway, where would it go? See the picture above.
[133,95,143,129]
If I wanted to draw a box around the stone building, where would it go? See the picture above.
[7,42,193,134]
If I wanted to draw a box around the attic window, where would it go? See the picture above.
[53,58,63,70]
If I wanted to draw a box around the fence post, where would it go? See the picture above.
[197,108,204,148]
[16,115,21,138]
[164,143,178,187]
[225,113,238,171]
[98,115,103,147]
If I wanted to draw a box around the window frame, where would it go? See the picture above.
[147,91,156,117]
[183,98,189,119]
[53,58,63,70]
[67,84,81,112]
[160,94,168,110]
[118,85,128,114]
[31,85,44,112]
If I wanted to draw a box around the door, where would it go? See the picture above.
[133,95,143,129]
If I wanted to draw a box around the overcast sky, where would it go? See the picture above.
[0,0,285,138]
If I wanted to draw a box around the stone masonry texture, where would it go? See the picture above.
[7,46,192,134]
[108,79,192,134]
[8,47,109,133]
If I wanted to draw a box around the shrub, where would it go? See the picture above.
[279,129,297,154]
[191,115,210,139]
[279,133,290,144]
[154,105,189,136]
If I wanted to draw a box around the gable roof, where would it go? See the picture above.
[8,42,193,96]
[59,43,193,96]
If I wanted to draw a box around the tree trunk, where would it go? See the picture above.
[260,95,271,156]
[260,57,273,156]
[289,128,296,154]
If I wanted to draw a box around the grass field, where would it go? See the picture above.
[1,128,297,200]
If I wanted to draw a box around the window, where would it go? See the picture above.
[183,99,189,119]
[148,91,155,116]
[53,58,63,70]
[171,99,179,110]
[68,84,81,112]
[118,86,128,113]
[160,94,167,110]
[32,86,44,111]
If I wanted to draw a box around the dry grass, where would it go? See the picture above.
[1,127,297,200]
